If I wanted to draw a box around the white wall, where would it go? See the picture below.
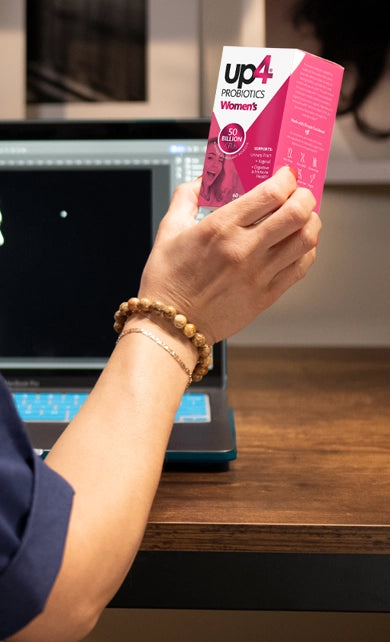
[230,183,390,346]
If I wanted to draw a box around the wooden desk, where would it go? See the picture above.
[111,347,390,612]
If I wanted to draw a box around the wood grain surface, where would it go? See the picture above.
[142,347,390,554]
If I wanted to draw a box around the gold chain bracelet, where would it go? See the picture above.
[116,327,193,388]
[114,297,212,383]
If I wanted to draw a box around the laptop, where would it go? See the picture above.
[0,119,236,467]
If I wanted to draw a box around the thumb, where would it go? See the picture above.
[160,177,202,236]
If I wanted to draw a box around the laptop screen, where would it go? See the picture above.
[0,119,225,387]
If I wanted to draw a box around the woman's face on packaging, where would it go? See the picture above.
[202,144,224,187]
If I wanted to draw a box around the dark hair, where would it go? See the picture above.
[292,0,390,139]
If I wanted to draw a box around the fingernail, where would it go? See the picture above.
[288,166,298,180]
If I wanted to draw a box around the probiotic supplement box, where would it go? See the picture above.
[199,46,344,212]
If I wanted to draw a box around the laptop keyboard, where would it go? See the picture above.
[175,393,211,423]
[14,391,211,424]
[13,392,89,423]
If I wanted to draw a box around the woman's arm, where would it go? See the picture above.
[8,167,320,641]
[10,316,197,642]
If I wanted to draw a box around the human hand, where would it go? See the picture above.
[139,166,320,345]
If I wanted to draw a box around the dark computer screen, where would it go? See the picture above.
[0,119,209,366]
[0,166,155,357]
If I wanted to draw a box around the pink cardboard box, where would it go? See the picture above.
[199,46,344,212]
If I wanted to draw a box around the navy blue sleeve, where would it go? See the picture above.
[0,375,74,638]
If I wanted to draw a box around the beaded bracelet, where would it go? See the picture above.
[113,297,212,384]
